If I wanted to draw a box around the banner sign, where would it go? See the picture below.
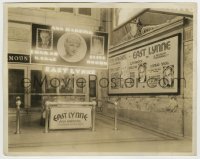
[109,35,180,94]
[49,106,92,129]
[31,24,108,68]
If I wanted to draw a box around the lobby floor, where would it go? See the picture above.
[6,113,193,155]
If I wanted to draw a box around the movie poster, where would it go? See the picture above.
[109,35,180,94]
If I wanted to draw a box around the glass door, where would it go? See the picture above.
[8,65,43,109]
[8,66,28,108]
[29,67,43,109]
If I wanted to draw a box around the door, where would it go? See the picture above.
[8,65,43,109]
[29,68,43,109]
[8,66,27,108]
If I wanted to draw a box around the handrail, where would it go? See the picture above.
[45,101,96,106]
[44,101,96,133]
[96,99,118,130]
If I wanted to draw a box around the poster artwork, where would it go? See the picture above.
[31,24,108,68]
[109,35,180,94]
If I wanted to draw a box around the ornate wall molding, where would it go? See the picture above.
[109,16,185,56]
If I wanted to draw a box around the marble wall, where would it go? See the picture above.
[98,18,193,138]
[182,18,193,137]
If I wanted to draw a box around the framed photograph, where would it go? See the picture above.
[90,35,104,55]
[57,32,87,63]
[36,28,53,50]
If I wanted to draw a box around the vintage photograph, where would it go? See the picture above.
[36,28,53,50]
[163,65,175,88]
[58,32,87,63]
[91,35,104,55]
[3,2,197,157]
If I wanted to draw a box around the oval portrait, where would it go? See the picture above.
[57,32,87,62]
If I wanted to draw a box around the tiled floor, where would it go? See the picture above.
[7,113,193,155]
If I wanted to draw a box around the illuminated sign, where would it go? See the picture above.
[49,106,92,129]
[52,26,93,35]
[8,54,30,63]
[31,24,108,69]
[44,66,96,75]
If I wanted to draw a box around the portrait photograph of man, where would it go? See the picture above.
[57,32,87,63]
[36,28,53,50]
[91,35,104,55]
[163,65,174,88]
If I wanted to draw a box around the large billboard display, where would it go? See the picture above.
[109,34,181,95]
[31,24,108,69]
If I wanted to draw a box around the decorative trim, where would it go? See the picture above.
[109,17,184,55]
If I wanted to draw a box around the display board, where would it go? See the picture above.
[49,106,92,129]
[31,24,108,68]
[109,34,180,95]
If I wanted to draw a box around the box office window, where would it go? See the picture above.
[78,8,91,16]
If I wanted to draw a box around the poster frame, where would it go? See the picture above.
[108,33,182,96]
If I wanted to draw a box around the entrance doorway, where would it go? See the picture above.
[8,65,43,110]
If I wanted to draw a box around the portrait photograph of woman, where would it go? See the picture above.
[57,32,87,63]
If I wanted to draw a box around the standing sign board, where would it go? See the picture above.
[49,106,92,129]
